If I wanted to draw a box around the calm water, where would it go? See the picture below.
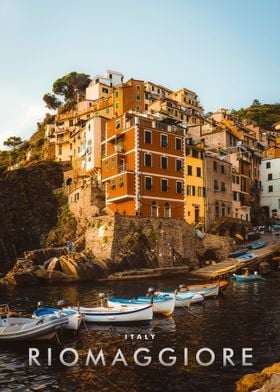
[0,273,279,392]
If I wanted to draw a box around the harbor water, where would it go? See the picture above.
[0,272,279,391]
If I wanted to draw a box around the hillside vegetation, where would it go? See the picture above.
[236,102,280,130]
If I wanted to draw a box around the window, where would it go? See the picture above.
[232,175,235,184]
[74,192,79,201]
[192,186,196,196]
[58,145,62,155]
[214,179,219,190]
[161,156,168,169]
[111,157,116,169]
[236,176,240,184]
[268,185,273,192]
[111,179,116,190]
[194,207,199,223]
[175,138,182,150]
[115,91,119,98]
[145,177,152,190]
[136,95,141,101]
[145,104,148,110]
[233,191,238,201]
[144,153,152,167]
[186,185,192,195]
[221,165,225,174]
[198,187,205,197]
[164,203,171,218]
[136,85,141,90]
[160,134,168,147]
[187,165,192,175]
[161,179,168,192]
[151,202,158,217]
[102,87,109,93]
[196,167,201,177]
[176,181,183,194]
[116,119,121,129]
[176,159,182,172]
[105,160,109,171]
[268,173,272,181]
[144,130,152,144]
[213,161,218,171]
[266,162,271,169]
[119,177,124,187]
[106,108,110,114]
[221,182,226,191]
[215,202,219,218]
[115,103,119,109]
[192,149,198,158]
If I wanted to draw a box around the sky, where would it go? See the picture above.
[0,0,279,149]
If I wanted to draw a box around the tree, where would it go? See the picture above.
[52,72,91,101]
[43,93,61,110]
[252,99,261,106]
[3,136,24,149]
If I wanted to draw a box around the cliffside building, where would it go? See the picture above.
[101,112,185,218]
[185,138,206,229]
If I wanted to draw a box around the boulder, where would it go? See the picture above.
[5,270,38,286]
[35,269,80,283]
[236,362,280,392]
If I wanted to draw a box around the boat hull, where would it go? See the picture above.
[108,295,175,316]
[232,274,265,282]
[34,308,82,332]
[181,285,220,298]
[72,304,153,324]
[0,316,68,342]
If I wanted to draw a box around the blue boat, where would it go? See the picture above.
[231,273,265,282]
[237,253,257,262]
[229,248,248,258]
[107,295,176,316]
[249,241,266,250]
[33,307,82,331]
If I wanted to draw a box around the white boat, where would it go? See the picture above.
[157,292,204,308]
[71,304,153,324]
[190,293,204,304]
[0,305,68,342]
[180,285,220,298]
[107,294,176,317]
[34,307,82,331]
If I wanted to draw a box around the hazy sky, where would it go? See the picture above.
[0,0,279,149]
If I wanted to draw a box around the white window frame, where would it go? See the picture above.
[161,178,168,192]
[161,156,168,169]
[144,153,152,167]
[145,176,152,191]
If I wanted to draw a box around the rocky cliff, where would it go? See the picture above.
[0,162,64,272]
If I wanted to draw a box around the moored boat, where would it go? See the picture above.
[229,248,248,258]
[249,241,266,250]
[71,304,153,324]
[181,280,229,292]
[157,291,204,308]
[237,253,257,262]
[179,284,220,298]
[34,306,82,332]
[231,273,265,282]
[107,294,175,317]
[0,305,68,343]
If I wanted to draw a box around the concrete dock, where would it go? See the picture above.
[188,241,279,279]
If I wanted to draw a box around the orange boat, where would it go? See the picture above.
[180,280,229,292]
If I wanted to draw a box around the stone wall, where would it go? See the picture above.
[85,215,199,272]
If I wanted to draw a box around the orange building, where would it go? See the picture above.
[101,113,185,218]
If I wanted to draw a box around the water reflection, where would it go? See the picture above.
[0,274,279,391]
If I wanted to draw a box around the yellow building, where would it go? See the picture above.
[185,139,206,229]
